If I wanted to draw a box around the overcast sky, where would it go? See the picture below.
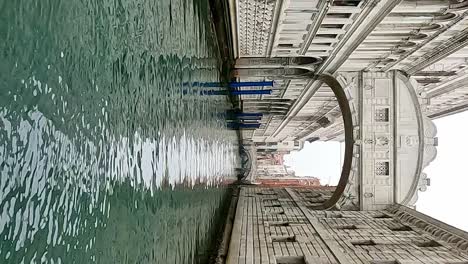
[416,111,468,232]
[285,111,468,232]
[284,141,342,186]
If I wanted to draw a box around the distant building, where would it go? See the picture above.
[255,177,321,187]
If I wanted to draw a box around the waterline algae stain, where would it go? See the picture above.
[0,0,238,263]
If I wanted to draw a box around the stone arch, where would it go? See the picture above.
[307,74,355,210]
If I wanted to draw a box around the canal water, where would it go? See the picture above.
[0,0,239,263]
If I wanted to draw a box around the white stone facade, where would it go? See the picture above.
[226,187,468,264]
[230,0,467,198]
[231,0,468,145]
[329,71,437,210]
[227,2,468,262]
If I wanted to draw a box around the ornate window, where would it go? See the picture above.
[415,240,442,247]
[374,108,389,122]
[271,235,296,242]
[351,239,376,246]
[375,161,390,176]
[275,256,306,264]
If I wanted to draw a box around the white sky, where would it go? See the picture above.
[285,111,468,232]
[284,141,343,186]
[416,111,468,232]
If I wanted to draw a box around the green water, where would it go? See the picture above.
[0,0,238,263]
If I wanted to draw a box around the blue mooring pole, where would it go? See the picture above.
[236,116,262,120]
[225,111,263,121]
[231,89,272,95]
[235,113,263,117]
[197,89,272,95]
[228,81,274,88]
[227,122,261,129]
[186,80,274,88]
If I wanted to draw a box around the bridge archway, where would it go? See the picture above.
[233,66,356,209]
[306,74,355,210]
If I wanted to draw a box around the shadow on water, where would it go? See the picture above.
[0,0,238,263]
[93,183,233,264]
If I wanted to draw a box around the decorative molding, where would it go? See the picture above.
[389,205,468,255]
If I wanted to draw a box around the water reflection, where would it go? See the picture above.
[0,0,238,263]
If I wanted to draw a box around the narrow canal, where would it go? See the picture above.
[0,0,238,263]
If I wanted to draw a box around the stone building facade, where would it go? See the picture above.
[228,0,467,187]
[224,1,468,262]
[226,187,468,264]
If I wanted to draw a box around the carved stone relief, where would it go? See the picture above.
[336,71,438,211]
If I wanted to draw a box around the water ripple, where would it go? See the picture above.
[0,0,238,262]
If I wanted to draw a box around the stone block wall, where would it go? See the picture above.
[226,187,468,264]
